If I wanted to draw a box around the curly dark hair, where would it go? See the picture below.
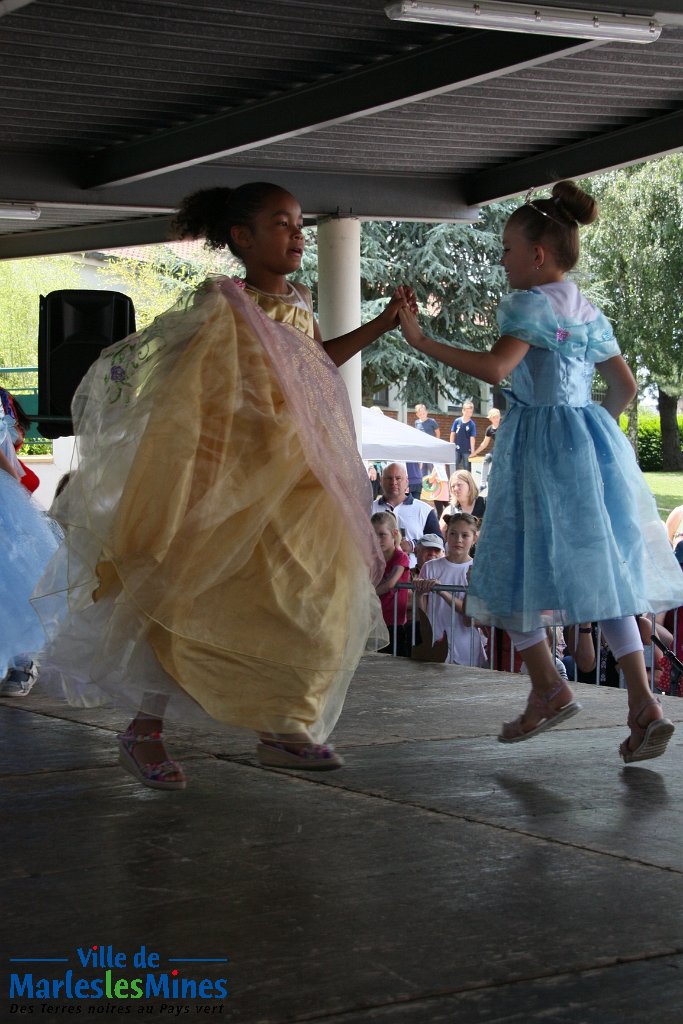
[171,182,289,258]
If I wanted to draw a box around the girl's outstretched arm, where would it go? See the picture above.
[595,354,637,420]
[399,307,528,386]
[317,287,416,367]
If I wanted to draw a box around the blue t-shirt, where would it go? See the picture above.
[451,417,476,453]
[414,417,439,437]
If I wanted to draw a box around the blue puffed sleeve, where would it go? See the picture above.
[497,292,555,346]
[585,311,621,363]
[497,290,621,363]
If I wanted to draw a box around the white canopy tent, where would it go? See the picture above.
[360,407,455,463]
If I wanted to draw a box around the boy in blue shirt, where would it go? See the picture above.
[449,401,476,470]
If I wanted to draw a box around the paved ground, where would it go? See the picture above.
[3,655,683,1023]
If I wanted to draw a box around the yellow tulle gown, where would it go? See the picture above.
[37,278,387,741]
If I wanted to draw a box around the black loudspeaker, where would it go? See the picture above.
[38,289,136,438]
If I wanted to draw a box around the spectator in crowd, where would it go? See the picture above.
[414,403,441,439]
[666,505,683,548]
[0,387,39,494]
[471,407,501,493]
[416,512,486,666]
[449,400,477,470]
[660,545,683,695]
[439,470,486,535]
[406,461,423,500]
[403,532,446,650]
[414,533,445,575]
[661,518,683,691]
[372,511,411,657]
[564,622,619,686]
[366,462,382,499]
[635,614,673,691]
[372,463,440,567]
[565,615,673,689]
[414,403,441,477]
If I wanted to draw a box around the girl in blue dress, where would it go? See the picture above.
[0,415,59,695]
[399,179,683,764]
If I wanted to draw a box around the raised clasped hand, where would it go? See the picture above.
[383,285,418,326]
[398,305,424,347]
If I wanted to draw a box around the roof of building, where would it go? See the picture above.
[1,0,682,258]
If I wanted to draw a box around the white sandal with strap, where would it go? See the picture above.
[498,680,582,744]
[619,697,674,764]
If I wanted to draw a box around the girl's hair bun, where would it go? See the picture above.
[552,180,598,226]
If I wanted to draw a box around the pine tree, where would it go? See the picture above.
[296,203,514,406]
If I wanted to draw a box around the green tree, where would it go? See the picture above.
[0,255,83,390]
[296,204,515,406]
[582,157,683,469]
[95,245,240,328]
[93,212,516,410]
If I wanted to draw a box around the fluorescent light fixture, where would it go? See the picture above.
[0,1,39,15]
[0,203,41,221]
[385,1,662,43]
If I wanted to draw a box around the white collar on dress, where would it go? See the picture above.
[534,281,599,323]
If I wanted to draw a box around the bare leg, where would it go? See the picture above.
[600,616,674,762]
[517,639,564,696]
[620,650,654,713]
[499,636,580,742]
[616,651,673,761]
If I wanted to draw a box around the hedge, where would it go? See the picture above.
[622,412,683,471]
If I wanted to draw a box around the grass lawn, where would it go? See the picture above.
[643,472,683,522]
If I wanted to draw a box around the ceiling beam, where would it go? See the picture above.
[0,215,176,260]
[460,107,683,204]
[0,153,474,220]
[0,159,480,259]
[84,32,597,189]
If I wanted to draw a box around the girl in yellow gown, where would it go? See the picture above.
[40,182,413,787]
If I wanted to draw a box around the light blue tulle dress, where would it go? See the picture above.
[467,281,683,632]
[0,418,60,671]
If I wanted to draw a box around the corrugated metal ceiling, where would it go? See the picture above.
[1,0,682,257]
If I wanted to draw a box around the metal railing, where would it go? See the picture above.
[0,365,38,397]
[388,581,484,667]
[385,583,682,693]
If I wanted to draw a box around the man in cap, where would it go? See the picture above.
[414,533,445,573]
